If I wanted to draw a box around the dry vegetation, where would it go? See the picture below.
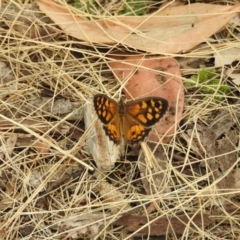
[0,0,240,239]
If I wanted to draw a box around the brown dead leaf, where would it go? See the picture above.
[113,213,213,236]
[33,138,51,155]
[108,55,184,143]
[37,0,240,53]
[187,109,239,193]
[93,172,131,214]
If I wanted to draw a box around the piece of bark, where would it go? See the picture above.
[84,102,124,171]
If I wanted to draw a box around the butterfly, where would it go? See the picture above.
[93,94,168,145]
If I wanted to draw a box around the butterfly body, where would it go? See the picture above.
[93,94,168,145]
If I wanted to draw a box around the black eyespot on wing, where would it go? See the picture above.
[126,124,152,144]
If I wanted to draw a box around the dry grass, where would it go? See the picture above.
[0,0,240,239]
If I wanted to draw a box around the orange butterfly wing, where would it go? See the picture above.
[125,97,168,144]
[93,94,168,145]
[93,94,121,143]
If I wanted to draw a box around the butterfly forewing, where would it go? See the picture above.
[93,94,118,125]
[126,97,168,127]
[93,94,121,143]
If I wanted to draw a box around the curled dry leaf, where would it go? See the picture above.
[0,133,18,160]
[0,61,14,83]
[27,169,44,189]
[37,0,240,53]
[56,213,110,239]
[108,55,184,144]
[33,138,52,155]
[94,172,131,214]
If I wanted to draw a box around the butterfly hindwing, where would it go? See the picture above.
[125,116,152,144]
[103,122,121,144]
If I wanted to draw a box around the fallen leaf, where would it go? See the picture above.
[226,68,240,86]
[214,47,240,67]
[33,138,51,155]
[56,213,110,238]
[108,54,184,143]
[231,74,240,86]
[37,0,240,53]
